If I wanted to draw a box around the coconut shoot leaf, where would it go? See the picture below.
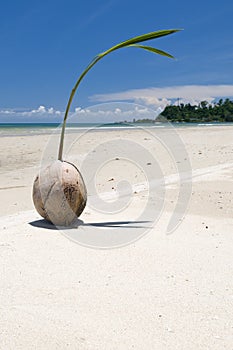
[58,28,181,160]
[129,44,174,59]
[98,29,180,57]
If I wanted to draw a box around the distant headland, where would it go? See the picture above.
[125,98,233,123]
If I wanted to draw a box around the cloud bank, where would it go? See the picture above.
[0,106,63,123]
[91,84,233,108]
[0,104,161,123]
[73,104,160,122]
[1,85,233,123]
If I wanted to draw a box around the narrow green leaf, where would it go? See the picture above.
[129,44,175,59]
[98,29,181,57]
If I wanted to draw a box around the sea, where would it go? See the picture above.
[0,122,233,137]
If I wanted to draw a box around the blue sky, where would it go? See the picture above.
[0,0,233,122]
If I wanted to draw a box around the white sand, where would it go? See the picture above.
[0,126,233,349]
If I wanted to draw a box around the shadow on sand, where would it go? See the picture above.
[29,219,151,230]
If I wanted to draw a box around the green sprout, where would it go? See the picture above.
[57,29,181,160]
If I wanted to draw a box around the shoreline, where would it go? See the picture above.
[1,121,233,137]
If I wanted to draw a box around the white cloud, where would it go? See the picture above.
[70,103,160,122]
[0,105,63,122]
[21,105,62,116]
[90,84,233,107]
[0,104,161,123]
[0,109,16,115]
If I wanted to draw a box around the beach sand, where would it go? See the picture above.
[0,125,233,349]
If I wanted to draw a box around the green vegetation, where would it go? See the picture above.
[160,98,233,123]
[131,98,233,123]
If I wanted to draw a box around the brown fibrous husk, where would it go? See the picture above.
[33,160,87,226]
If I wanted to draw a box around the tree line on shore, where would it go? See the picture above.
[134,98,233,123]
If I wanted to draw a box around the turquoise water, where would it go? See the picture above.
[0,123,97,136]
[1,122,233,137]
